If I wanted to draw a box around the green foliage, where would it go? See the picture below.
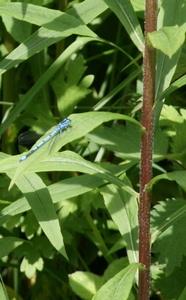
[0,275,9,300]
[148,25,185,58]
[92,263,142,300]
[0,0,186,299]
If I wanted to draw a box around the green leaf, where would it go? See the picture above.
[0,3,96,37]
[159,104,183,126]
[170,121,186,164]
[13,151,137,196]
[103,0,144,52]
[155,0,186,105]
[151,258,186,299]
[0,27,67,75]
[67,0,108,24]
[92,263,142,300]
[22,212,39,239]
[147,170,186,193]
[20,256,43,279]
[88,123,167,161]
[154,0,186,127]
[159,74,186,102]
[171,49,186,82]
[69,271,103,299]
[7,173,68,259]
[103,258,129,282]
[151,199,186,244]
[100,175,138,264]
[153,128,168,161]
[131,0,145,13]
[88,123,141,162]
[178,287,186,300]
[0,165,131,226]
[0,275,9,300]
[151,199,186,275]
[107,238,127,255]
[2,14,32,43]
[148,26,185,58]
[0,237,25,258]
[51,56,94,117]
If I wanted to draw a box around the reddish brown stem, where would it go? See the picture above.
[138,0,157,299]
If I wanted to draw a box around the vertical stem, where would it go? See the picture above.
[138,0,157,299]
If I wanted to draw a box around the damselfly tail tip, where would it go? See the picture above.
[19,155,26,162]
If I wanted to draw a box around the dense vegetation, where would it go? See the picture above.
[0,0,186,299]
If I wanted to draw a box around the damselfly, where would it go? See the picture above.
[19,118,71,162]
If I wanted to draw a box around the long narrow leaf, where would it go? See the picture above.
[103,0,144,51]
[155,0,186,101]
[7,173,68,258]
[100,178,138,264]
[0,275,9,300]
[92,263,142,300]
[0,3,96,36]
[0,164,132,226]
[12,151,137,196]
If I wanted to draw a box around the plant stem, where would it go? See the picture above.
[138,0,157,299]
